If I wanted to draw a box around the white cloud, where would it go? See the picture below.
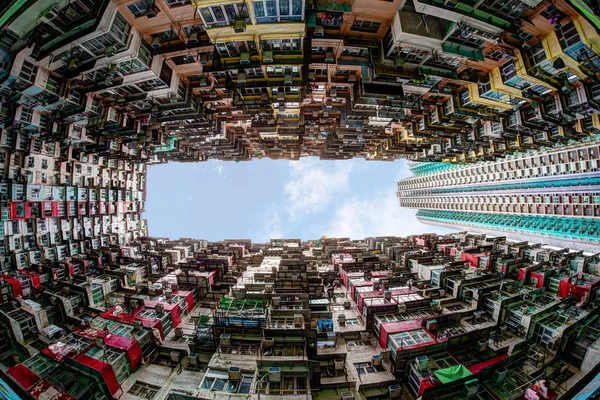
[257,206,284,243]
[284,158,354,220]
[214,165,224,176]
[325,189,454,239]
[187,196,193,203]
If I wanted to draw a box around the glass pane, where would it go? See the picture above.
[279,0,289,14]
[266,0,277,15]
[292,0,302,15]
[212,6,225,21]
[253,2,265,17]
[200,8,214,22]
[213,378,226,391]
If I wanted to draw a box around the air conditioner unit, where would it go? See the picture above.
[360,331,369,342]
[477,338,488,352]
[334,359,345,370]
[175,327,184,338]
[343,300,351,309]
[388,384,401,398]
[188,32,199,44]
[415,355,429,371]
[309,71,315,81]
[494,367,508,383]
[284,74,293,85]
[261,92,269,101]
[220,333,231,347]
[443,0,459,7]
[338,314,346,325]
[130,299,139,309]
[151,36,162,48]
[228,366,241,380]
[315,25,325,37]
[294,314,304,326]
[325,51,334,63]
[326,99,333,108]
[330,87,337,97]
[104,75,114,86]
[199,76,208,87]
[199,53,209,65]
[40,6,60,24]
[165,287,173,297]
[381,350,391,361]
[263,51,273,63]
[372,354,382,367]
[239,52,251,65]
[155,303,164,314]
[170,350,181,363]
[95,337,105,349]
[348,73,357,82]
[341,391,354,399]
[104,46,115,57]
[277,91,285,101]
[133,320,142,330]
[233,18,247,33]
[263,337,274,348]
[268,367,281,382]
[237,72,247,83]
[464,380,479,396]
[67,58,79,71]
[395,57,406,67]
[187,353,198,365]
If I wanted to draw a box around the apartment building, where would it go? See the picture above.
[398,136,600,251]
[0,0,597,164]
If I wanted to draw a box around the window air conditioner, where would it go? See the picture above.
[348,73,357,82]
[315,25,325,37]
[151,36,162,48]
[284,74,293,85]
[188,32,199,44]
[325,51,334,63]
[240,52,251,64]
[199,53,209,65]
[263,51,273,63]
[40,6,60,24]
[388,384,401,398]
[233,18,247,33]
[237,72,247,83]
[67,58,79,71]
[228,366,241,380]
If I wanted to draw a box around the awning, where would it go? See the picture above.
[434,364,473,384]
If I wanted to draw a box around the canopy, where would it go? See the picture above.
[434,364,473,384]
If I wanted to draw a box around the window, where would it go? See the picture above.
[262,38,301,54]
[127,1,148,17]
[20,107,33,124]
[345,318,359,326]
[351,20,381,33]
[19,60,37,82]
[165,0,191,7]
[354,362,379,375]
[215,40,257,57]
[136,78,169,92]
[80,13,131,56]
[253,0,303,23]
[128,381,160,399]
[199,3,249,28]
[201,372,253,394]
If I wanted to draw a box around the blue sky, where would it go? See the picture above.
[144,158,454,242]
